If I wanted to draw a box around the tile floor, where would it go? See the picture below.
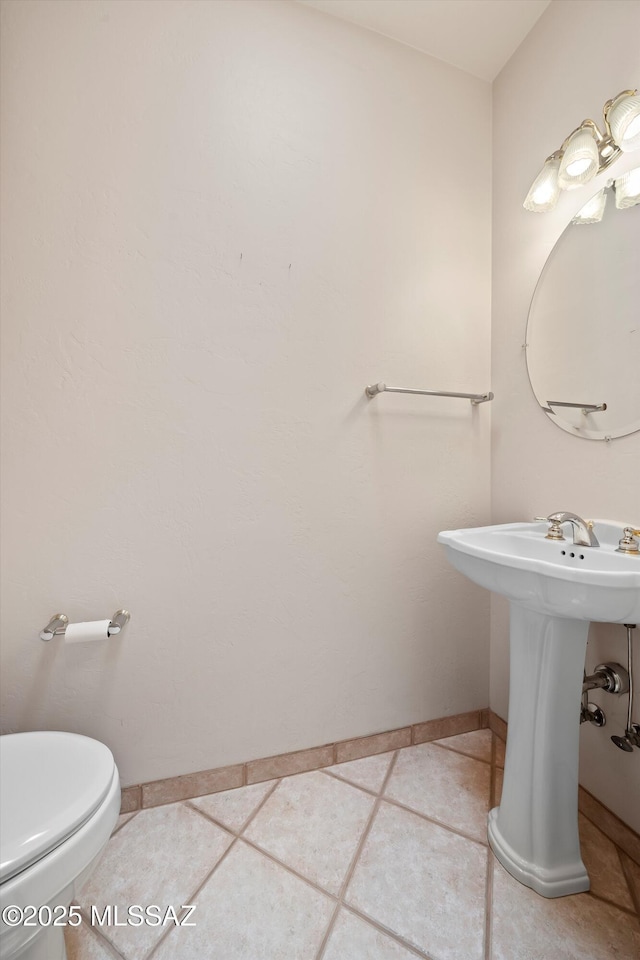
[66,730,640,960]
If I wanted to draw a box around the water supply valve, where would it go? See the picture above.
[581,662,629,728]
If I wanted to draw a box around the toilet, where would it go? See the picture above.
[0,732,120,960]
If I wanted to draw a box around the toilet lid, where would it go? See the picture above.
[0,732,116,884]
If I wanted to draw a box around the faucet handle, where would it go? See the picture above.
[617,527,640,555]
[533,516,565,540]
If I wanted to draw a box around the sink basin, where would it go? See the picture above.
[438,520,640,622]
[438,519,640,899]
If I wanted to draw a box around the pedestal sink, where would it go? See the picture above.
[438,520,640,898]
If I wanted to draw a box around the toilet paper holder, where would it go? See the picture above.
[40,609,131,641]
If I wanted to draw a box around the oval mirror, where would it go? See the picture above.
[525,171,640,440]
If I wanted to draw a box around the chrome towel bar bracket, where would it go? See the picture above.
[365,382,493,404]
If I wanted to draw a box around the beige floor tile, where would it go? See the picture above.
[65,924,119,960]
[433,729,493,764]
[322,907,421,959]
[579,814,635,911]
[244,770,375,895]
[384,742,490,842]
[324,752,394,794]
[346,801,487,960]
[153,839,334,960]
[77,802,233,960]
[494,735,505,768]
[189,781,275,832]
[491,860,640,960]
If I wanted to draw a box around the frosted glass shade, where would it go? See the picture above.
[558,129,599,188]
[523,156,561,212]
[608,94,640,152]
[615,167,640,208]
[572,189,607,224]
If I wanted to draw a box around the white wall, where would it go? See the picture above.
[0,0,491,786]
[492,0,640,831]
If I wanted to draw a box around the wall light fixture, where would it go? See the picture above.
[524,90,640,213]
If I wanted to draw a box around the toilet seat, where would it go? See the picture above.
[0,732,116,884]
[0,733,120,960]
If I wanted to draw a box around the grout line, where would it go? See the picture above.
[77,906,130,960]
[313,901,342,960]
[428,739,492,766]
[183,800,239,838]
[585,889,639,919]
[239,834,341,901]
[339,902,436,960]
[484,846,494,960]
[578,798,640,866]
[144,837,240,960]
[142,903,198,960]
[107,750,489,960]
[324,736,492,794]
[176,834,239,901]
[231,756,404,923]
[616,847,640,917]
[145,783,284,960]
[319,768,381,798]
[381,795,489,849]
[378,734,491,849]
[71,910,126,960]
[338,751,400,901]
[295,752,404,960]
[328,750,439,957]
[617,848,640,917]
[484,730,496,960]
[184,778,282,839]
[238,779,282,834]
[379,748,400,795]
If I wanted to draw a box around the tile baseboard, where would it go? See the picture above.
[119,706,640,868]
[487,709,507,741]
[121,709,485,812]
[413,709,483,745]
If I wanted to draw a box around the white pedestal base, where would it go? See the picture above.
[488,602,590,898]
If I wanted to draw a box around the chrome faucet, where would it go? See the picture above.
[542,512,600,547]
